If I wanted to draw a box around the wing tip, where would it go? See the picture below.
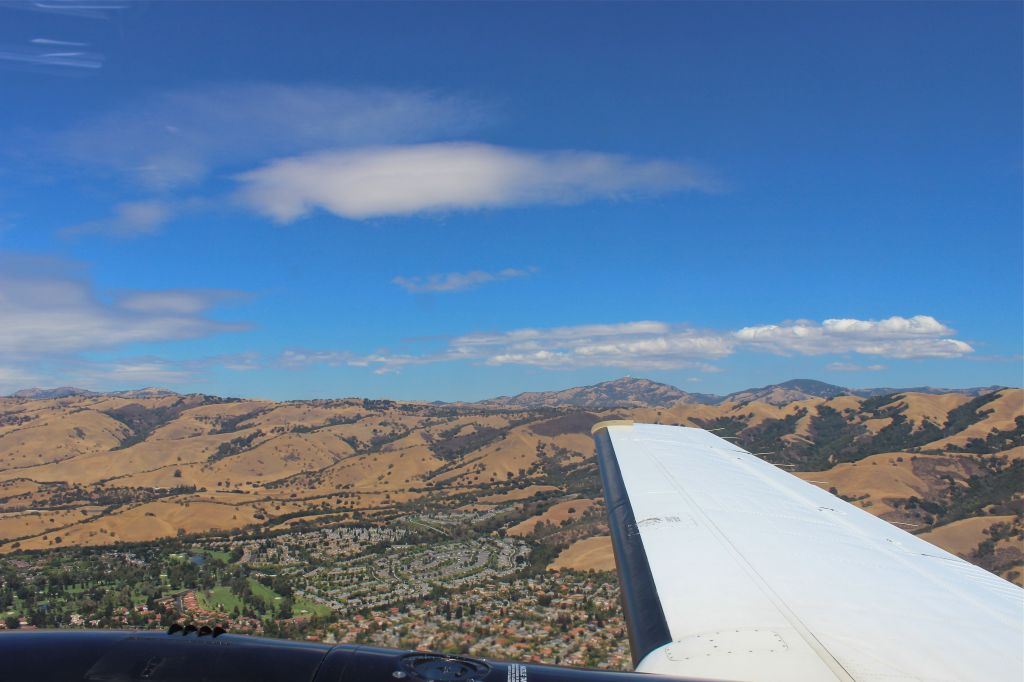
[591,419,634,435]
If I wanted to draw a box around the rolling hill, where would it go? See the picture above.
[473,376,1006,408]
[476,376,712,408]
[0,381,1020,583]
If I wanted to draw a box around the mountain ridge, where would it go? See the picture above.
[9,386,180,400]
[7,378,1008,407]
[1,384,1020,583]
[476,376,1007,408]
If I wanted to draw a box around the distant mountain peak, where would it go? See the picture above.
[473,376,1006,409]
[6,380,1005,407]
[9,386,98,399]
[478,376,716,409]
[774,378,848,393]
[8,386,178,400]
[722,379,850,406]
[109,387,179,398]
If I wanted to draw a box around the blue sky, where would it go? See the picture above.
[1,1,1021,401]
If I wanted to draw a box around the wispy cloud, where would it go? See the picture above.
[0,1,116,72]
[61,200,173,237]
[236,143,716,221]
[447,321,729,371]
[39,84,714,232]
[0,255,245,355]
[281,315,973,374]
[0,365,46,394]
[67,352,264,386]
[0,43,103,70]
[56,85,480,190]
[826,362,887,372]
[117,289,243,315]
[280,350,353,368]
[5,2,128,20]
[282,349,447,376]
[31,38,89,47]
[393,266,537,294]
[217,352,262,372]
[0,352,267,394]
[70,358,198,386]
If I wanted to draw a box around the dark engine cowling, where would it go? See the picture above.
[0,630,709,682]
[323,644,712,682]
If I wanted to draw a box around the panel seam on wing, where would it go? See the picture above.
[635,437,858,682]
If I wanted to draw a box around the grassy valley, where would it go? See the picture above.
[0,378,1019,662]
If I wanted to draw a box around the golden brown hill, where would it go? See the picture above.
[479,377,706,408]
[550,535,616,571]
[0,388,1019,585]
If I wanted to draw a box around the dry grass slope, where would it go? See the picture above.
[0,386,1018,590]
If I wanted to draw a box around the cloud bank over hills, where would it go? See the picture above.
[282,315,974,376]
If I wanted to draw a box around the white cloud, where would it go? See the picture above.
[0,365,46,394]
[118,290,240,315]
[3,352,268,394]
[235,143,716,221]
[57,85,478,190]
[61,200,173,237]
[69,352,265,385]
[281,349,439,376]
[72,359,197,386]
[43,84,715,230]
[447,325,715,370]
[280,350,353,368]
[734,315,973,358]
[282,314,973,374]
[31,39,90,47]
[12,2,126,20]
[393,266,536,293]
[0,259,244,355]
[0,45,103,70]
[0,27,105,72]
[826,362,887,372]
[282,321,728,374]
[219,352,262,372]
[449,322,731,371]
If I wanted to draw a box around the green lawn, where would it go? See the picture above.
[246,578,279,606]
[293,596,331,618]
[194,579,331,618]
[246,578,331,617]
[198,585,243,613]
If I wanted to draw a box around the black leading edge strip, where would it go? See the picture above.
[593,428,672,669]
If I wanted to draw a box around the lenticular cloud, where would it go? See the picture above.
[235,143,715,221]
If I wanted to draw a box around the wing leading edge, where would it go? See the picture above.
[592,422,1023,682]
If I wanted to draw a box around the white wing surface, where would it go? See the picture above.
[592,422,1023,682]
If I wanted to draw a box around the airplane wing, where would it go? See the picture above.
[592,421,1023,682]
